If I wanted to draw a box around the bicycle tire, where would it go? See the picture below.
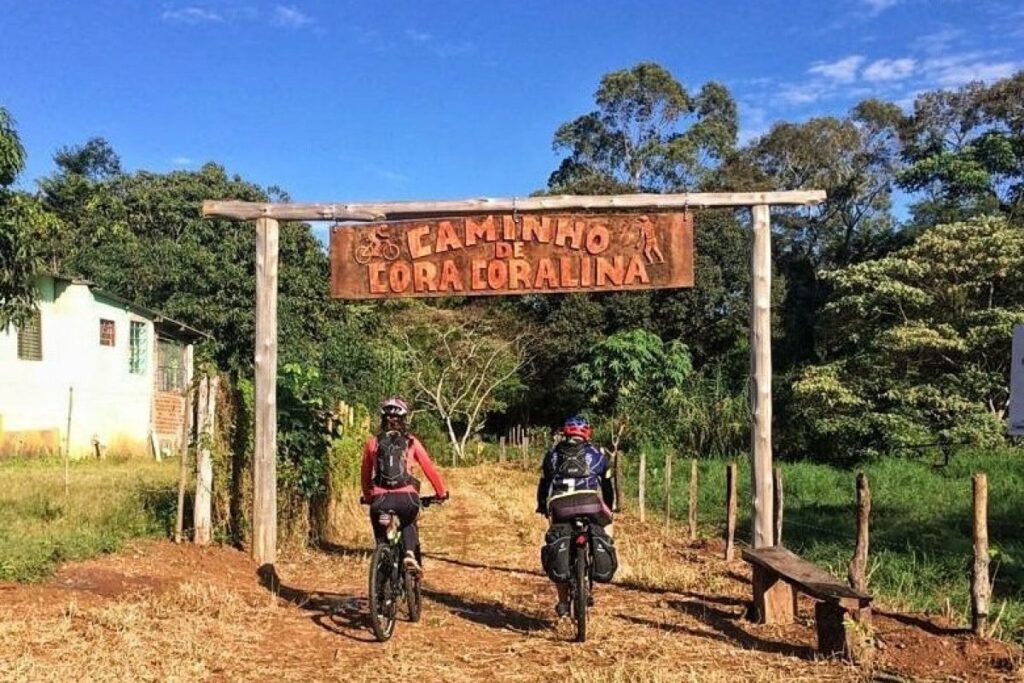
[354,244,374,265]
[381,241,401,261]
[368,544,397,641]
[573,547,588,643]
[405,570,422,622]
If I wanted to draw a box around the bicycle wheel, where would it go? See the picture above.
[404,570,422,622]
[573,548,588,643]
[368,544,397,641]
[354,244,374,265]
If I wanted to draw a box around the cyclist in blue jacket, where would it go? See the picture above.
[536,416,615,617]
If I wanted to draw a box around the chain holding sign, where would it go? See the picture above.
[329,212,693,299]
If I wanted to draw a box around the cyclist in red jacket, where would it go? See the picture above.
[361,397,448,576]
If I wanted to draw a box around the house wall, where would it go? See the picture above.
[0,279,158,458]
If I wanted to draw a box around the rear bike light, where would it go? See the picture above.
[575,535,588,546]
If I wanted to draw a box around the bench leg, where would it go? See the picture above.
[816,602,872,662]
[751,565,795,625]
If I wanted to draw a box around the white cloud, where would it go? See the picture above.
[863,58,917,81]
[862,0,900,15]
[273,5,313,28]
[780,83,831,105]
[171,156,193,166]
[807,55,865,83]
[161,6,223,24]
[931,59,1020,86]
[405,29,432,43]
[911,27,965,55]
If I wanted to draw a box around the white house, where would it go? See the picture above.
[0,275,207,458]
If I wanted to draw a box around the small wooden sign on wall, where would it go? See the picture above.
[330,212,693,299]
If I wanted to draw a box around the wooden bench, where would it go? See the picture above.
[742,546,872,659]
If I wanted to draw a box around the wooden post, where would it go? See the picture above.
[749,203,774,549]
[522,435,529,470]
[612,448,622,513]
[664,448,673,525]
[64,386,73,497]
[688,458,699,541]
[638,451,647,524]
[848,472,871,592]
[194,375,217,546]
[725,462,737,561]
[773,466,784,546]
[972,473,990,636]
[499,436,506,464]
[253,217,279,567]
[174,384,193,544]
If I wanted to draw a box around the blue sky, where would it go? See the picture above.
[2,0,1022,213]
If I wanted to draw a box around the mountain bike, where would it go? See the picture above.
[365,495,443,642]
[567,516,594,643]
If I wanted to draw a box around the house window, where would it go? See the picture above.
[157,339,186,391]
[17,310,43,361]
[129,321,148,374]
[99,319,116,347]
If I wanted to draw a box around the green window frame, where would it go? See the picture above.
[129,321,148,374]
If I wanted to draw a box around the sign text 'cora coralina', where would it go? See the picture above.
[329,212,693,299]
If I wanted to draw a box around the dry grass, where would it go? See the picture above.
[1,463,1018,682]
[0,580,272,682]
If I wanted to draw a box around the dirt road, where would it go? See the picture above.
[1,465,1018,682]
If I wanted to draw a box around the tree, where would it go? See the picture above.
[896,72,1024,226]
[550,62,737,193]
[0,107,61,329]
[402,309,529,463]
[792,215,1024,459]
[572,328,693,452]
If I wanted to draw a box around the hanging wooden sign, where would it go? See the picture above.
[329,212,693,299]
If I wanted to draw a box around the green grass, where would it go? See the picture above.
[626,447,1024,643]
[0,457,180,581]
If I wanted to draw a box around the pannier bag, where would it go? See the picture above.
[541,524,572,583]
[589,526,618,583]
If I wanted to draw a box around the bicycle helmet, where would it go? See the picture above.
[562,415,591,440]
[380,397,409,417]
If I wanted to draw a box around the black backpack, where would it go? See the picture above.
[374,431,413,489]
[555,439,592,479]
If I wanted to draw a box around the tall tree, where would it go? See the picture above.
[792,215,1024,459]
[721,104,903,368]
[0,107,61,328]
[550,62,738,193]
[896,72,1024,226]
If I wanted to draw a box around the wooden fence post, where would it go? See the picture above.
[499,436,506,464]
[175,384,194,544]
[522,435,530,470]
[848,472,871,592]
[194,375,216,546]
[725,462,737,561]
[612,448,622,513]
[773,466,784,546]
[664,449,673,525]
[688,459,699,541]
[253,216,279,568]
[972,473,990,636]
[638,451,647,524]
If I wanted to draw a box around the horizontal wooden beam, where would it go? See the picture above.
[202,191,827,222]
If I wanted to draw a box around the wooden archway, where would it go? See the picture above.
[203,190,826,567]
